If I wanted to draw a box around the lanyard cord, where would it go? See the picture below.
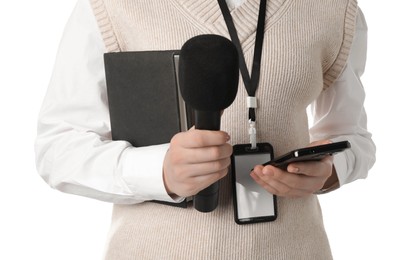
[217,0,267,122]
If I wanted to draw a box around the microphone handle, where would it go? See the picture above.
[194,110,221,212]
[194,110,220,130]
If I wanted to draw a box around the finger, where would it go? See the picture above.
[250,171,281,194]
[260,166,310,191]
[185,168,229,195]
[172,168,229,197]
[183,157,232,177]
[193,167,229,185]
[255,165,324,193]
[172,130,230,148]
[287,156,333,178]
[250,171,311,197]
[182,143,233,164]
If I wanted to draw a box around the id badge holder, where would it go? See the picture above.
[231,143,278,224]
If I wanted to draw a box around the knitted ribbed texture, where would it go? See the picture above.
[89,0,120,52]
[89,0,358,259]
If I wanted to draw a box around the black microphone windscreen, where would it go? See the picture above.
[179,34,239,111]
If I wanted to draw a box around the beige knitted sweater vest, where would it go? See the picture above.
[90,0,357,259]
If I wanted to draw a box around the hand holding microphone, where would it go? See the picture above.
[180,34,239,212]
[163,35,239,212]
[163,129,232,198]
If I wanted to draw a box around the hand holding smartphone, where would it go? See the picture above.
[231,141,350,224]
[262,141,351,170]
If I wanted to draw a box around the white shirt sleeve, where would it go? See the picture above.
[309,8,376,187]
[35,0,183,204]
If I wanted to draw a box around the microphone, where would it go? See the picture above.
[179,34,239,212]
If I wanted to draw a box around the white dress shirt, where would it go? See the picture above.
[35,0,376,204]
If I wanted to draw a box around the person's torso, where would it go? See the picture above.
[90,0,358,258]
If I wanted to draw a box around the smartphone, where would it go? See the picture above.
[262,141,351,170]
[231,143,277,224]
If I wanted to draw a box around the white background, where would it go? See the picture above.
[0,1,408,259]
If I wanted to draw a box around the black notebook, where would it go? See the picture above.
[104,50,193,147]
[104,50,193,208]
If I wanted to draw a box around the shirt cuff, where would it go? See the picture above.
[120,143,184,203]
[332,150,349,187]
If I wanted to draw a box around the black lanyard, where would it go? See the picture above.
[217,0,267,123]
